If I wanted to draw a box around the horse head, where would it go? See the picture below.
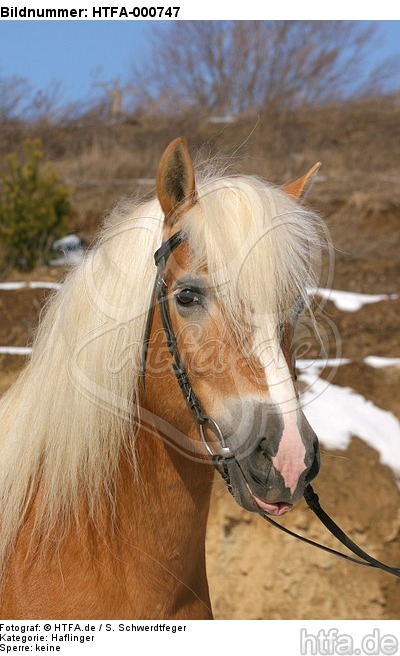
[142,138,321,517]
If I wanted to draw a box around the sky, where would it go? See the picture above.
[0,20,399,111]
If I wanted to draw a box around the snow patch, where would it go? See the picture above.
[0,282,61,291]
[363,356,400,369]
[298,360,400,482]
[310,288,398,312]
[0,346,32,355]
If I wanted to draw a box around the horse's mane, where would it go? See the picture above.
[0,168,324,581]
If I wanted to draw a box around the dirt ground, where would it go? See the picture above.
[207,412,400,620]
[0,182,399,620]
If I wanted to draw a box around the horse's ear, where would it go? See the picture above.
[157,137,197,224]
[282,162,321,201]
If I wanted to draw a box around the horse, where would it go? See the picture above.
[0,137,324,619]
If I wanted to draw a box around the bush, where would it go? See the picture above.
[0,139,72,270]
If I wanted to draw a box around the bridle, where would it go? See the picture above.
[142,230,400,579]
[142,229,233,462]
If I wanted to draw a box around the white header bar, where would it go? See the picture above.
[0,620,399,655]
[0,2,398,20]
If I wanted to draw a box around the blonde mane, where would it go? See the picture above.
[0,170,324,582]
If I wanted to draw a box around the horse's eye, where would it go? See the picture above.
[176,289,202,307]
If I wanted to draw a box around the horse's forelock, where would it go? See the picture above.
[182,175,324,339]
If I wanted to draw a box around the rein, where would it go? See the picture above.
[143,231,400,580]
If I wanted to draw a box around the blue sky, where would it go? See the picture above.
[0,21,156,107]
[0,20,399,110]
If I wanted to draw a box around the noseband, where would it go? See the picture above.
[142,231,400,579]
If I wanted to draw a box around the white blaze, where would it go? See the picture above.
[255,328,307,493]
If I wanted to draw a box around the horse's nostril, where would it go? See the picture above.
[305,452,320,484]
[257,437,267,451]
[257,437,271,459]
[256,440,273,463]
